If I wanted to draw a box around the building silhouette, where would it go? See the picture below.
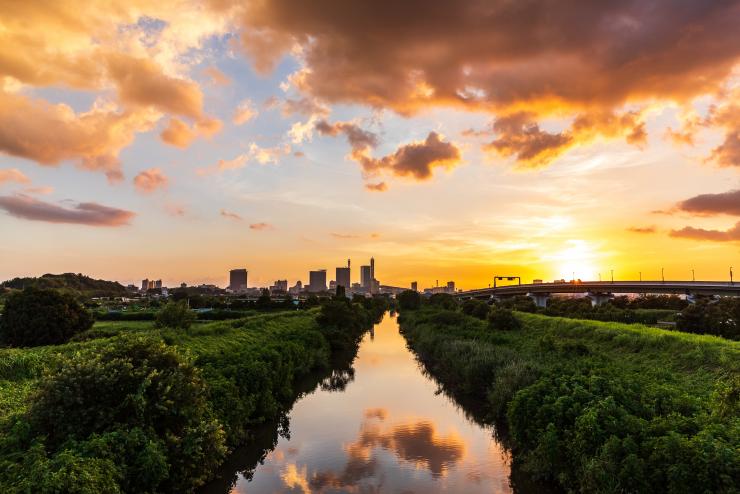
[308,270,327,292]
[336,259,351,292]
[229,269,248,292]
[411,281,418,292]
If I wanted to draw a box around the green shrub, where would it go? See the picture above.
[0,287,93,347]
[462,299,490,320]
[155,302,196,330]
[26,336,226,492]
[428,293,458,310]
[488,307,521,331]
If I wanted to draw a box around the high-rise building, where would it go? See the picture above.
[308,270,327,292]
[336,266,351,292]
[446,281,455,293]
[370,257,375,281]
[229,269,248,292]
[154,279,162,289]
[411,281,418,292]
[360,265,372,289]
[141,279,149,291]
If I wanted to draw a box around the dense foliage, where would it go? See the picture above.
[0,304,387,493]
[155,301,196,330]
[676,297,740,340]
[398,306,740,493]
[0,288,93,347]
[1,273,127,298]
[487,307,521,330]
[461,299,490,320]
[397,290,422,311]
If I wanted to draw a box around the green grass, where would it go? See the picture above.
[399,308,740,493]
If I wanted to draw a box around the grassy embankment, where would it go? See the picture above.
[399,308,739,493]
[0,301,385,493]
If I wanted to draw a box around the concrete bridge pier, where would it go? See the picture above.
[527,292,550,308]
[587,292,614,306]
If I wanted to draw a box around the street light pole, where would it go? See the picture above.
[611,269,614,283]
[662,267,664,283]
[692,269,695,282]
[731,267,734,285]
[639,271,642,282]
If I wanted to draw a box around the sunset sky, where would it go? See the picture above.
[1,0,740,289]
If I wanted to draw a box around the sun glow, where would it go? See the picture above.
[547,239,600,281]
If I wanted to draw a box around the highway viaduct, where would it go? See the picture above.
[456,281,740,307]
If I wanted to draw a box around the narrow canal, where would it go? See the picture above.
[203,314,516,493]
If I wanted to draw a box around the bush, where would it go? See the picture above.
[25,336,226,492]
[488,307,520,331]
[462,299,490,320]
[0,287,93,347]
[155,301,196,330]
[428,293,458,310]
[498,295,538,313]
[397,290,422,311]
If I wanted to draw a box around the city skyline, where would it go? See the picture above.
[1,2,740,288]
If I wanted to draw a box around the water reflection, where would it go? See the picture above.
[201,314,517,493]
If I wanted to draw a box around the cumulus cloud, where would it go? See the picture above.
[315,119,379,155]
[0,91,158,182]
[133,168,168,193]
[357,132,462,181]
[484,110,646,168]
[677,189,740,216]
[250,222,273,230]
[0,168,30,185]
[233,99,258,125]
[220,209,243,221]
[160,118,197,148]
[0,194,134,226]
[670,222,740,241]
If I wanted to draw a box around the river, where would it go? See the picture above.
[202,313,518,493]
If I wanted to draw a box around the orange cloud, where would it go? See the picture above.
[357,132,462,181]
[233,99,258,125]
[133,168,168,193]
[160,118,197,148]
[250,222,274,230]
[365,182,387,192]
[0,90,157,182]
[0,168,30,185]
[315,119,379,154]
[670,222,740,242]
[203,66,231,86]
[0,194,134,226]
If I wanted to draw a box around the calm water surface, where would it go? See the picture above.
[208,314,515,493]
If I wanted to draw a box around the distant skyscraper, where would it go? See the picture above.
[308,270,327,292]
[446,281,455,293]
[141,279,149,291]
[360,265,372,289]
[411,281,418,292]
[229,269,248,292]
[154,279,162,289]
[336,266,350,292]
[370,257,375,280]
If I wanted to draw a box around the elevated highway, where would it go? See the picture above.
[457,281,740,306]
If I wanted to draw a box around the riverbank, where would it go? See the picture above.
[399,308,740,493]
[0,300,386,493]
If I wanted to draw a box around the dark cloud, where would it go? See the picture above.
[677,189,740,216]
[358,132,461,180]
[485,113,572,168]
[670,222,740,241]
[238,1,740,115]
[709,131,740,168]
[315,119,379,154]
[0,194,134,226]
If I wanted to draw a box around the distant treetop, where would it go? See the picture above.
[0,273,127,297]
